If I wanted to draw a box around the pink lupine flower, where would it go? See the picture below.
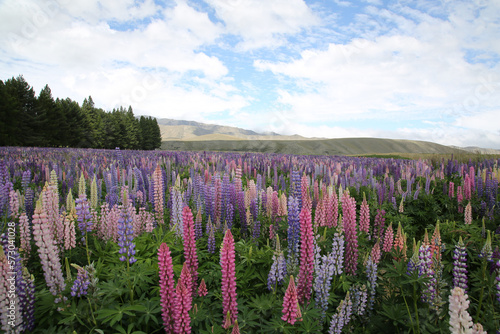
[158,243,176,333]
[9,189,19,219]
[183,206,198,296]
[359,193,370,235]
[198,279,207,297]
[63,213,76,251]
[465,202,472,225]
[393,222,406,261]
[174,264,192,334]
[371,241,381,265]
[449,287,473,334]
[32,200,66,296]
[342,194,358,275]
[221,229,238,328]
[449,181,455,198]
[282,276,301,325]
[297,206,314,304]
[231,320,240,334]
[382,223,394,253]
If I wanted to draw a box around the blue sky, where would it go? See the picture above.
[1,0,499,148]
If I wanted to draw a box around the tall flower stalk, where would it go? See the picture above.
[221,229,238,328]
[297,206,314,305]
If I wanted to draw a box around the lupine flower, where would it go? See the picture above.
[19,212,32,260]
[75,194,93,238]
[418,244,436,304]
[183,206,198,296]
[359,193,370,235]
[342,194,358,275]
[373,209,386,241]
[366,255,378,313]
[331,232,345,275]
[371,241,381,265]
[63,213,76,251]
[297,206,314,304]
[287,196,300,269]
[198,278,207,297]
[452,237,468,291]
[407,240,420,275]
[0,245,21,332]
[464,202,472,224]
[32,200,66,296]
[328,291,353,334]
[195,209,203,240]
[314,238,338,321]
[351,284,368,317]
[268,235,287,291]
[174,264,192,334]
[158,243,176,333]
[71,267,90,297]
[448,287,473,334]
[153,164,164,222]
[221,229,238,328]
[207,217,215,254]
[479,230,492,261]
[382,222,394,253]
[117,203,136,264]
[232,320,240,334]
[282,276,301,325]
[393,222,406,261]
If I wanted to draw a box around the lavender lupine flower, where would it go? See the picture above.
[407,241,420,276]
[252,220,261,243]
[314,241,337,321]
[268,236,287,291]
[479,230,492,261]
[117,204,136,264]
[452,237,468,291]
[350,284,368,317]
[287,196,301,270]
[71,267,90,297]
[366,255,378,313]
[331,232,345,275]
[328,292,353,334]
[495,261,500,304]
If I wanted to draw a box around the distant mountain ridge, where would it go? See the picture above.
[156,118,499,155]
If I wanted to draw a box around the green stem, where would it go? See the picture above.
[475,259,487,323]
[85,230,90,266]
[413,282,420,334]
[87,297,97,326]
[402,294,414,333]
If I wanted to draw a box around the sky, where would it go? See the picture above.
[1,0,499,149]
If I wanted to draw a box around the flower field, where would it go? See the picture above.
[0,146,499,333]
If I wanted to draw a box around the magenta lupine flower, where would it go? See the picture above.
[342,194,358,275]
[182,206,198,296]
[382,223,394,253]
[174,264,192,334]
[32,201,66,297]
[359,193,370,236]
[282,276,301,325]
[221,229,238,328]
[158,243,176,333]
[297,206,314,305]
[452,237,468,291]
[449,181,455,198]
[153,164,164,222]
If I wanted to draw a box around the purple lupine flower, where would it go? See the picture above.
[328,291,353,334]
[407,242,420,276]
[268,236,287,291]
[373,209,386,242]
[71,267,90,297]
[366,255,378,313]
[418,244,436,304]
[252,220,261,242]
[495,261,500,304]
[117,204,136,264]
[452,237,468,291]
[75,194,93,239]
[287,196,300,269]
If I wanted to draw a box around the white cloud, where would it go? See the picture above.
[205,0,319,50]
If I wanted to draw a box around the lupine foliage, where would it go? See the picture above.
[0,146,499,333]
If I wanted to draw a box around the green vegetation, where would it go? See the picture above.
[0,75,161,150]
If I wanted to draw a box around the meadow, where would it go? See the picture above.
[0,146,499,333]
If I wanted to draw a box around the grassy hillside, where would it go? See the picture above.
[161,137,468,156]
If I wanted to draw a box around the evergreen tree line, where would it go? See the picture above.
[0,75,162,150]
